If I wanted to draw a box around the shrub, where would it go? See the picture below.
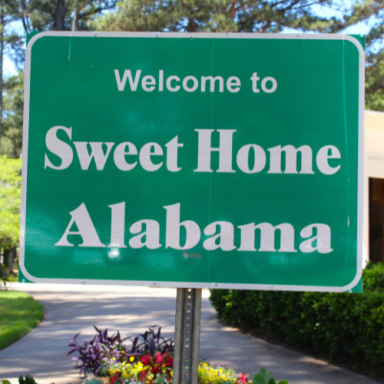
[0,263,9,286]
[209,263,384,369]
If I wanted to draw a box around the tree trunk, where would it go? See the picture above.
[72,7,79,31]
[9,247,16,273]
[53,0,67,30]
[3,248,10,269]
[3,248,16,273]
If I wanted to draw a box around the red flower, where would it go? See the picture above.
[140,353,151,365]
[152,365,162,375]
[110,372,122,384]
[139,371,148,382]
[163,353,174,368]
[155,352,163,364]
[238,373,248,384]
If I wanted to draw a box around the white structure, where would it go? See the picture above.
[364,110,384,265]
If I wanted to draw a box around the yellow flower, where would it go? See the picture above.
[130,356,135,362]
[122,371,131,379]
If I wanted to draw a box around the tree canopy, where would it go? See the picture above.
[5,0,118,32]
[0,155,21,249]
[93,0,345,33]
[1,71,23,158]
[360,0,384,111]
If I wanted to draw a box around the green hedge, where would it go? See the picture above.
[209,262,384,369]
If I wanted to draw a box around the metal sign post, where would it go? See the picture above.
[173,288,202,384]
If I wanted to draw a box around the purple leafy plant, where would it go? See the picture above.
[67,326,127,375]
[67,326,174,375]
[134,326,174,355]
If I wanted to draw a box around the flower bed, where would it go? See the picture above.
[107,352,173,384]
[67,326,288,384]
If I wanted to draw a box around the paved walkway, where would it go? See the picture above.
[0,283,379,384]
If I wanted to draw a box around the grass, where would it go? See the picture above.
[0,290,44,350]
[0,277,18,282]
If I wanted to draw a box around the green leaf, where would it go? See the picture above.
[154,373,168,384]
[25,375,37,384]
[1,380,11,384]
[277,381,289,384]
[252,368,273,384]
[85,379,104,384]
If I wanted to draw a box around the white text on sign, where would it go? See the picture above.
[44,126,341,175]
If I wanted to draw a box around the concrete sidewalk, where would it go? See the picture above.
[0,283,378,384]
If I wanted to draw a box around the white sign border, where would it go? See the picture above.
[20,32,365,292]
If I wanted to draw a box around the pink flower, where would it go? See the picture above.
[238,373,248,384]
[155,352,163,364]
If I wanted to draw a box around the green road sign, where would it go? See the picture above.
[20,32,364,292]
